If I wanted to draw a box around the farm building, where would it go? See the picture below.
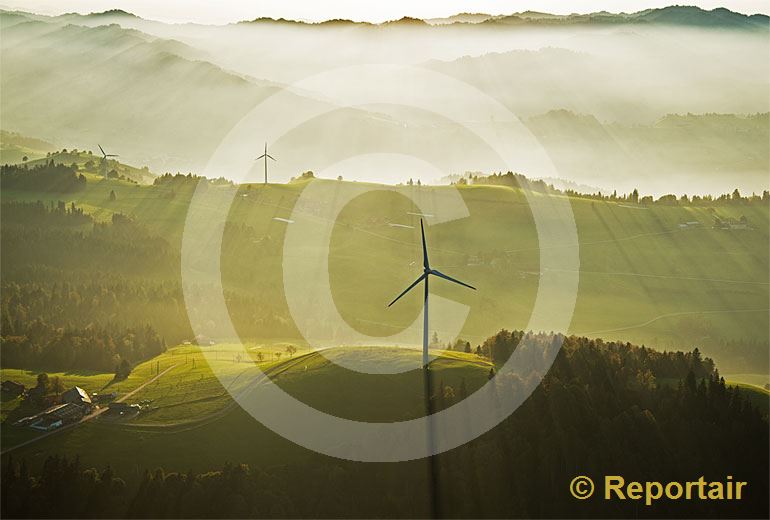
[29,416,63,432]
[1,380,25,396]
[49,402,87,422]
[20,401,88,431]
[62,386,93,412]
[713,216,750,230]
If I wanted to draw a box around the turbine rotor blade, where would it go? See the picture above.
[387,273,427,307]
[420,219,429,269]
[430,269,476,291]
[98,144,105,156]
[267,154,276,161]
[256,154,267,160]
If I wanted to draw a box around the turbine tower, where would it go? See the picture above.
[98,144,118,179]
[256,142,277,184]
[388,219,476,367]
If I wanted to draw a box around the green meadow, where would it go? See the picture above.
[1,346,491,478]
[3,342,766,482]
[2,175,767,373]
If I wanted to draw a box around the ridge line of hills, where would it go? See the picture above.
[1,5,767,194]
[4,109,768,193]
[0,5,767,30]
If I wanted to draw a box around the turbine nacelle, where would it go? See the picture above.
[388,220,476,308]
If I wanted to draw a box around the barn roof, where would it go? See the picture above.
[62,386,92,405]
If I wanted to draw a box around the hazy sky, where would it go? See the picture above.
[2,0,767,24]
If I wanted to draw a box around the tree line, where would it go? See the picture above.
[1,162,86,192]
[2,202,177,280]
[1,320,164,373]
[0,201,302,371]
[457,170,769,206]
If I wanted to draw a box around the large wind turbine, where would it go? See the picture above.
[387,219,475,518]
[255,142,277,184]
[98,144,118,179]
[388,219,476,367]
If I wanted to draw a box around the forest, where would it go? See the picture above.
[1,333,766,518]
[0,199,303,371]
[1,163,86,192]
[0,320,164,373]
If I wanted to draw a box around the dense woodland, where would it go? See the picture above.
[1,163,86,192]
[0,321,164,373]
[153,172,233,186]
[1,334,766,518]
[1,202,172,371]
[0,200,300,371]
[1,204,176,278]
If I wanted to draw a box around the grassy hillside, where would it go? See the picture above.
[2,177,767,372]
[0,346,490,474]
[724,373,770,387]
[109,344,303,425]
[1,130,157,183]
[273,348,492,421]
[24,149,156,184]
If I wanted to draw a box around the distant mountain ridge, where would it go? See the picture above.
[239,5,768,29]
[476,6,768,29]
[2,5,765,30]
[0,5,767,194]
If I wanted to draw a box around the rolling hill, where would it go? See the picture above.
[522,110,769,195]
[0,345,493,462]
[0,130,55,164]
[0,13,298,174]
[2,8,768,194]
[1,173,767,373]
[15,148,156,184]
[428,6,770,28]
[46,5,770,29]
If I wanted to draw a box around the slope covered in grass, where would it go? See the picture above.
[2,177,768,372]
[273,347,492,421]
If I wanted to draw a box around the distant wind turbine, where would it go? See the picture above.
[388,219,476,367]
[98,144,118,179]
[255,142,277,184]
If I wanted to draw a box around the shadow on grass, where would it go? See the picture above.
[1,392,21,403]
[102,372,130,390]
[3,365,111,378]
